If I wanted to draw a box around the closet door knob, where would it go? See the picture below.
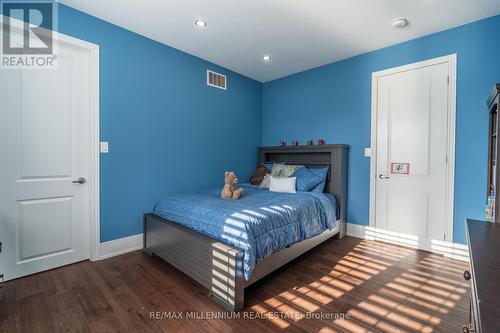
[72,177,86,184]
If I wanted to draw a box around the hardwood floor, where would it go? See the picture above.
[0,237,470,333]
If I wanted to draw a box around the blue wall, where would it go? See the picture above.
[262,15,500,244]
[56,5,262,242]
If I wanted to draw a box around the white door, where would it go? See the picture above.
[372,56,455,251]
[0,27,98,280]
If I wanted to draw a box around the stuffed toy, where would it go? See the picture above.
[249,163,271,185]
[221,171,244,200]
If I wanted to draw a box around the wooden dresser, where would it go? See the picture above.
[464,219,500,333]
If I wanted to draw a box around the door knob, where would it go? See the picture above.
[379,174,391,179]
[72,177,86,184]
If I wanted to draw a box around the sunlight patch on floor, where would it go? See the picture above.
[251,238,468,332]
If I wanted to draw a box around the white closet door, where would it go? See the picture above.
[373,60,452,250]
[0,31,96,280]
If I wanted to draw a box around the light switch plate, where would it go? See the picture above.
[100,141,109,153]
[364,147,371,157]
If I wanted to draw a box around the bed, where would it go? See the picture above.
[143,144,349,311]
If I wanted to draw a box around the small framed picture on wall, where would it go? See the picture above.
[390,162,410,175]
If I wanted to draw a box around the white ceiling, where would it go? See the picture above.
[58,0,500,82]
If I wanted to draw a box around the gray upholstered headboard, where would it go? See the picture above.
[258,144,349,238]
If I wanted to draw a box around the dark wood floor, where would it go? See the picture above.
[0,236,470,333]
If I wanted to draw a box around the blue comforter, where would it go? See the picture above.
[153,184,339,280]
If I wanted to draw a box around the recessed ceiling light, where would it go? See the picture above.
[263,55,271,62]
[195,19,207,27]
[392,18,409,29]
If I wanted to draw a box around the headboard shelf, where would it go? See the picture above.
[259,144,349,151]
[258,144,349,238]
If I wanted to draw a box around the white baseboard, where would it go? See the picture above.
[347,222,372,239]
[346,223,469,262]
[98,233,144,260]
[96,225,468,262]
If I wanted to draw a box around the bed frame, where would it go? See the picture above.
[143,144,349,311]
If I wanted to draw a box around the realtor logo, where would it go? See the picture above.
[1,0,58,68]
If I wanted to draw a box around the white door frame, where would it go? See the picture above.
[1,15,101,261]
[54,26,101,261]
[369,54,457,244]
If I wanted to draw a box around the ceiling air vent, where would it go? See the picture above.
[207,70,227,90]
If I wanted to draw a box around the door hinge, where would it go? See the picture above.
[446,155,448,163]
[447,76,450,84]
[444,233,446,241]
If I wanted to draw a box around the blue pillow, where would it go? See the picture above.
[293,166,323,191]
[309,167,329,193]
[311,181,326,193]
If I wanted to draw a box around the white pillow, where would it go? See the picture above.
[269,176,296,193]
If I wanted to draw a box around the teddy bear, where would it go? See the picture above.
[221,171,244,200]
